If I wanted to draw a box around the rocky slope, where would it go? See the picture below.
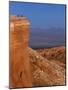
[36,46,65,63]
[28,47,65,86]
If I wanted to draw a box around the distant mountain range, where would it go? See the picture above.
[29,27,65,48]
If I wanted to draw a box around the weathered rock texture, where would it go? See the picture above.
[10,16,33,88]
[10,16,65,89]
[28,47,65,86]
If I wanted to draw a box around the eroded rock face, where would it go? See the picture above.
[10,16,65,88]
[10,16,33,88]
[28,47,65,86]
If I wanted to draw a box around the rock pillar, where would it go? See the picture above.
[10,16,33,88]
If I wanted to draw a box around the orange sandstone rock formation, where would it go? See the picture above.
[9,16,65,88]
[10,16,33,88]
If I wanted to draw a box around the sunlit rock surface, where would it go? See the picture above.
[10,16,65,88]
[10,16,33,88]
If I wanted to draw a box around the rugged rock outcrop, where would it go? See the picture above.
[36,46,65,64]
[28,47,65,86]
[10,16,33,88]
[10,16,65,88]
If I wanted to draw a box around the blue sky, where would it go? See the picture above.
[9,1,66,48]
[9,1,65,29]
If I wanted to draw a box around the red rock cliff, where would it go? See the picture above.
[10,16,33,88]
